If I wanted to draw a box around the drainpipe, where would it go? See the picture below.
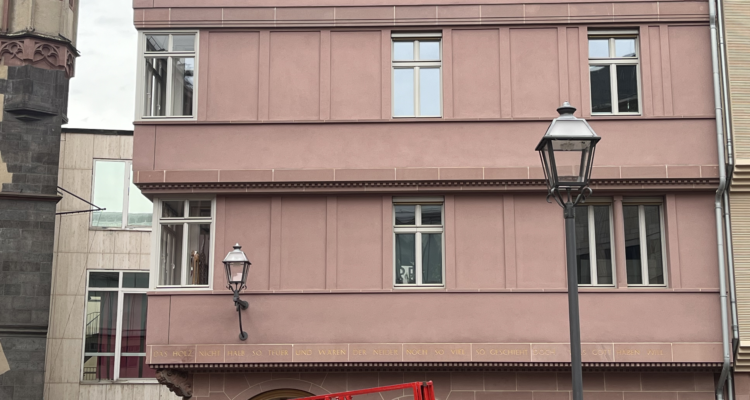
[709,0,732,398]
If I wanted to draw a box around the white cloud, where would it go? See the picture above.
[66,0,137,131]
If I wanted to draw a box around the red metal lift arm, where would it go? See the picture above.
[293,381,435,400]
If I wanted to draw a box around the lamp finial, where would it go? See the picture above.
[557,102,576,116]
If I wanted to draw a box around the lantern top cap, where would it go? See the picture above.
[535,102,600,151]
[223,243,251,264]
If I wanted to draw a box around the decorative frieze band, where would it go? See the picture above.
[0,35,77,78]
[148,342,722,366]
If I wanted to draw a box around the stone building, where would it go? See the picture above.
[0,1,78,399]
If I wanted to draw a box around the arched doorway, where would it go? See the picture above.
[250,389,314,400]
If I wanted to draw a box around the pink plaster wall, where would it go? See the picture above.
[336,196,383,289]
[674,194,719,289]
[207,32,260,120]
[330,31,382,120]
[269,32,321,120]
[454,195,505,288]
[668,26,714,117]
[451,29,501,118]
[514,195,566,288]
[280,197,327,290]
[510,28,560,118]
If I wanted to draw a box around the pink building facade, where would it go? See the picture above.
[128,0,732,399]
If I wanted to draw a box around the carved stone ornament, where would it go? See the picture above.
[155,369,193,399]
[0,36,77,77]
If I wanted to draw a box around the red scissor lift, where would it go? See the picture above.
[294,382,435,400]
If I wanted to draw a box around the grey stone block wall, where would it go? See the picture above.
[0,65,69,400]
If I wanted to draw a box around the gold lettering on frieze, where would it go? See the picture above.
[647,349,664,355]
[616,350,640,356]
[352,349,367,356]
[434,349,444,355]
[317,349,346,356]
[372,349,399,356]
[251,350,263,356]
[590,349,611,356]
[406,349,427,356]
[295,349,312,356]
[476,348,529,356]
[227,350,245,357]
[153,351,168,358]
[451,349,464,355]
[269,349,289,356]
[172,350,193,357]
[532,349,556,356]
[199,350,220,357]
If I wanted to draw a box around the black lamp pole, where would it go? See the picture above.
[536,102,600,400]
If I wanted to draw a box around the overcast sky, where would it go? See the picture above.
[67,0,137,130]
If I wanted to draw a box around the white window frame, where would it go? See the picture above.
[588,31,642,116]
[393,197,445,288]
[81,270,153,383]
[151,198,215,290]
[391,32,443,118]
[575,202,616,287]
[136,30,199,121]
[90,159,152,231]
[623,199,668,287]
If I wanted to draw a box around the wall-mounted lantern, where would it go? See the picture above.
[222,243,251,341]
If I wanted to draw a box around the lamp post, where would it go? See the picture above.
[535,102,600,400]
[223,243,252,341]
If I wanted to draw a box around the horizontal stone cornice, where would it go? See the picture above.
[134,2,709,29]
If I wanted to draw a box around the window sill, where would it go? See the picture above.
[89,226,152,232]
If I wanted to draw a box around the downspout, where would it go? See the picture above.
[709,0,732,398]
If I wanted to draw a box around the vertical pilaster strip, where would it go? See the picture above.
[578,26,591,117]
[381,30,391,120]
[503,194,517,289]
[197,31,209,122]
[638,25,654,117]
[326,196,337,289]
[320,29,331,121]
[557,27,568,105]
[258,30,271,121]
[648,26,664,116]
[613,196,628,288]
[269,196,282,290]
[659,24,674,116]
[442,28,453,119]
[213,196,226,290]
[444,194,456,289]
[566,27,582,112]
[664,194,681,288]
[499,27,512,119]
[382,196,393,289]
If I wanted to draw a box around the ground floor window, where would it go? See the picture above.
[393,198,444,287]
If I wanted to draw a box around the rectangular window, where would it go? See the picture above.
[91,160,153,229]
[574,204,615,286]
[156,199,213,287]
[393,201,444,287]
[589,33,640,115]
[83,271,152,381]
[141,32,197,118]
[623,202,666,286]
[392,33,442,117]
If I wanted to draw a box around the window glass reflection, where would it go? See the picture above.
[422,233,442,284]
[588,39,609,58]
[395,205,415,225]
[421,205,441,225]
[574,206,591,285]
[171,57,194,116]
[590,65,612,113]
[616,65,639,113]
[615,38,636,57]
[393,69,415,116]
[644,206,664,285]
[395,234,416,284]
[594,205,613,285]
[172,35,195,52]
[419,68,441,116]
[624,205,642,284]
[394,41,414,61]
[146,35,168,52]
[419,41,440,60]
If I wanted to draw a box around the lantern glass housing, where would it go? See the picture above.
[223,244,251,292]
[536,103,600,191]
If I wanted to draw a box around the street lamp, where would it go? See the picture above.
[223,243,252,341]
[536,102,600,400]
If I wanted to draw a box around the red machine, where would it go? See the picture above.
[294,381,435,400]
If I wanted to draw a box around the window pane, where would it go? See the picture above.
[616,65,639,113]
[92,160,125,228]
[128,168,153,227]
[171,57,194,116]
[590,65,612,113]
[119,356,155,379]
[419,41,440,60]
[172,34,195,52]
[594,205,613,285]
[395,234,416,284]
[419,68,441,116]
[589,39,609,58]
[121,294,148,354]
[421,205,441,225]
[159,224,184,285]
[393,41,414,60]
[85,291,118,354]
[393,68,415,117]
[395,205,415,225]
[82,355,115,381]
[145,35,168,52]
[574,206,591,285]
[186,224,211,285]
[644,206,664,285]
[89,272,119,288]
[422,233,442,284]
[615,38,636,57]
[189,200,212,217]
[144,57,167,116]
[624,205,642,284]
[123,272,149,289]
[162,200,184,218]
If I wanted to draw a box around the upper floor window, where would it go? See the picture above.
[156,199,213,287]
[140,32,197,118]
[392,33,442,118]
[623,200,666,286]
[575,203,615,286]
[83,271,152,381]
[91,160,152,229]
[589,32,640,115]
[393,199,444,287]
